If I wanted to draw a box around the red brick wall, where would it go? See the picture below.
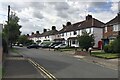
[103,25,118,38]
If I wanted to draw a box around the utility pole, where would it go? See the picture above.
[8,5,10,23]
[7,5,10,52]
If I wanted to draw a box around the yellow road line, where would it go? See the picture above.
[27,58,57,80]
[6,57,25,60]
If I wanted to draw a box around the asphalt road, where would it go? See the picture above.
[17,47,118,78]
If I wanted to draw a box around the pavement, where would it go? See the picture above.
[74,55,118,70]
[47,49,118,70]
[3,51,44,79]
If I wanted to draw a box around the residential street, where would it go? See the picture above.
[16,47,118,78]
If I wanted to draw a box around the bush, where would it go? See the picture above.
[104,45,109,53]
[104,44,113,53]
[113,36,120,53]
[104,36,120,53]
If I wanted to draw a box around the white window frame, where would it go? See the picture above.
[105,27,107,33]
[113,24,119,31]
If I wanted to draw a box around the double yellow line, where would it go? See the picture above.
[28,58,57,80]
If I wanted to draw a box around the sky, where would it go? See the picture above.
[0,0,119,35]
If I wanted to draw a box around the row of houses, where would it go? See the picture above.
[28,14,120,49]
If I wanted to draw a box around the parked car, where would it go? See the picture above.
[54,44,68,49]
[49,42,62,48]
[27,44,39,49]
[19,44,23,47]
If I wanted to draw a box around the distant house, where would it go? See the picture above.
[28,26,59,43]
[56,15,105,48]
[28,31,41,43]
[103,13,120,40]
[40,26,59,42]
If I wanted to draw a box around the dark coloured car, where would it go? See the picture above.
[27,44,39,49]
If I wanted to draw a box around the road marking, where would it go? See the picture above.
[6,57,25,60]
[27,58,57,80]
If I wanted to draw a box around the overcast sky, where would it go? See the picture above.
[0,0,119,35]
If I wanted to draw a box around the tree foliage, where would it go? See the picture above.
[3,13,21,48]
[18,35,28,45]
[18,35,34,46]
[77,30,94,51]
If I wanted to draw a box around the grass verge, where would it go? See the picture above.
[91,52,119,59]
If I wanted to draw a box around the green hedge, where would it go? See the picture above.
[104,36,120,53]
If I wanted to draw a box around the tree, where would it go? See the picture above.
[3,13,21,48]
[18,35,28,46]
[18,35,34,46]
[77,30,94,51]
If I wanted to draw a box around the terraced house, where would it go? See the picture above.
[28,15,105,49]
[103,13,120,45]
[28,26,59,43]
[55,15,105,49]
[40,26,59,42]
[28,31,41,42]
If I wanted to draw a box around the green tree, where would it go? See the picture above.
[77,30,94,51]
[18,35,34,46]
[18,35,28,46]
[26,40,34,46]
[3,13,21,48]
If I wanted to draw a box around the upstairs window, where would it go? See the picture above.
[73,31,77,35]
[66,33,67,36]
[113,24,119,31]
[105,27,107,33]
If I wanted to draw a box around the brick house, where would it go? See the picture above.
[103,13,120,45]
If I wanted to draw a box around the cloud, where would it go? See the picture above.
[0,1,118,35]
[111,2,119,12]
[33,10,44,19]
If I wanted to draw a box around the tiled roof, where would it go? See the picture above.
[28,34,41,38]
[40,30,58,37]
[59,18,105,34]
[106,14,120,25]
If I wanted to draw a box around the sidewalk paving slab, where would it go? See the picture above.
[3,59,43,78]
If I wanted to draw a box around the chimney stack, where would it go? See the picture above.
[31,32,34,35]
[52,26,56,30]
[43,29,47,33]
[63,24,66,28]
[66,22,71,26]
[86,14,92,20]
[27,34,29,37]
[36,31,39,34]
